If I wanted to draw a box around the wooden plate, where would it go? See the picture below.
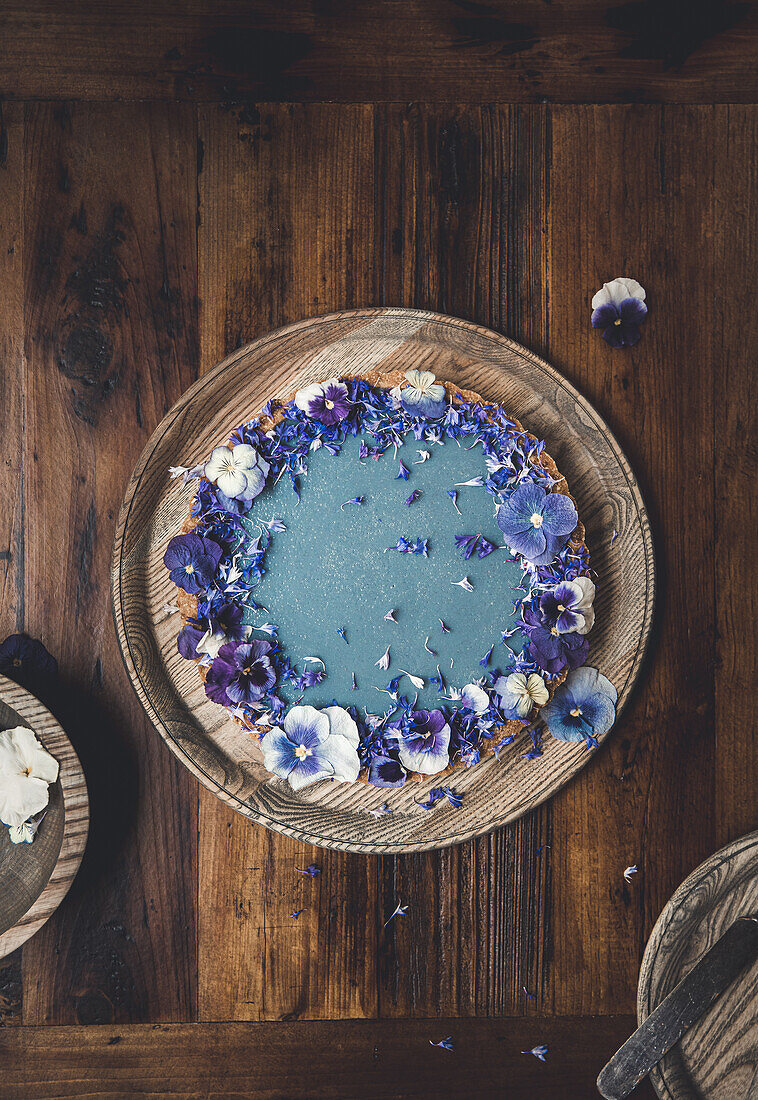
[112,308,655,852]
[0,675,88,959]
[638,832,758,1098]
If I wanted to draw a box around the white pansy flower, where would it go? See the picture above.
[496,672,549,719]
[591,277,645,311]
[461,683,490,714]
[204,443,269,502]
[0,726,59,829]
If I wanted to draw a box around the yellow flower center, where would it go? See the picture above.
[531,513,543,528]
[557,604,565,612]
[22,766,32,777]
[185,563,195,573]
[614,318,622,326]
[12,657,22,668]
[325,399,334,409]
[294,745,311,761]
[570,707,582,717]
[550,627,559,636]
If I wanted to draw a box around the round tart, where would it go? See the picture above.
[164,368,610,794]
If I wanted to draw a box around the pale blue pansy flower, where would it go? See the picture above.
[260,704,360,790]
[541,666,617,743]
[400,370,447,419]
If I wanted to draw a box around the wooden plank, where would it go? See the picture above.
[197,104,379,1021]
[0,1,757,103]
[547,105,718,1014]
[374,105,552,1014]
[19,102,199,1024]
[712,106,758,846]
[1,1016,655,1099]
[0,99,24,635]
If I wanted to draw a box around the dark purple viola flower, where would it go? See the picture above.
[397,709,451,775]
[163,532,223,595]
[0,633,57,690]
[496,484,578,566]
[591,278,647,348]
[368,754,407,788]
[212,602,246,640]
[521,605,589,675]
[205,639,275,706]
[294,379,351,425]
[539,578,595,635]
[177,622,204,659]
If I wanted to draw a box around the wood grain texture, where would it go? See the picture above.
[546,105,720,1018]
[0,677,88,958]
[0,1015,655,1099]
[638,832,758,1100]
[0,0,757,103]
[713,107,758,847]
[12,102,200,1025]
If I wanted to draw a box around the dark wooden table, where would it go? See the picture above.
[1,4,756,1097]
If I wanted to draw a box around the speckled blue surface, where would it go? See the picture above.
[243,432,526,712]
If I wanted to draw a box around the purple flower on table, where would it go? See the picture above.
[541,666,617,743]
[294,378,351,425]
[397,709,451,775]
[204,639,275,706]
[260,704,360,790]
[496,484,578,566]
[163,532,223,595]
[204,443,269,502]
[539,576,595,635]
[521,604,589,675]
[591,277,647,348]
[399,370,447,419]
[0,634,58,692]
[367,754,407,788]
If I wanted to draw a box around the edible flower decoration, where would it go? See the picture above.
[294,378,351,425]
[178,602,248,661]
[399,370,447,419]
[521,604,589,675]
[367,754,407,788]
[497,484,578,566]
[0,726,59,830]
[495,671,549,718]
[396,709,451,775]
[260,704,360,789]
[204,443,270,503]
[205,639,276,705]
[539,576,595,634]
[541,666,617,743]
[0,634,58,693]
[163,532,223,595]
[461,682,489,714]
[591,277,647,349]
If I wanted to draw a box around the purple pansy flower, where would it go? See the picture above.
[541,666,617,743]
[294,378,351,425]
[260,704,360,790]
[205,639,275,705]
[194,603,248,660]
[163,532,223,595]
[591,277,647,348]
[177,622,205,659]
[539,576,595,635]
[496,484,578,566]
[368,754,407,788]
[397,709,450,775]
[399,370,447,419]
[0,634,57,691]
[521,605,589,675]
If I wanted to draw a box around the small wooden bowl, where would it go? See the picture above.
[0,675,88,959]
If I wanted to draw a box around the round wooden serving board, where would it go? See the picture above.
[638,832,758,1100]
[0,675,88,959]
[112,308,655,852]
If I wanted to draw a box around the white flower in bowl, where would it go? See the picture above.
[0,726,59,829]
